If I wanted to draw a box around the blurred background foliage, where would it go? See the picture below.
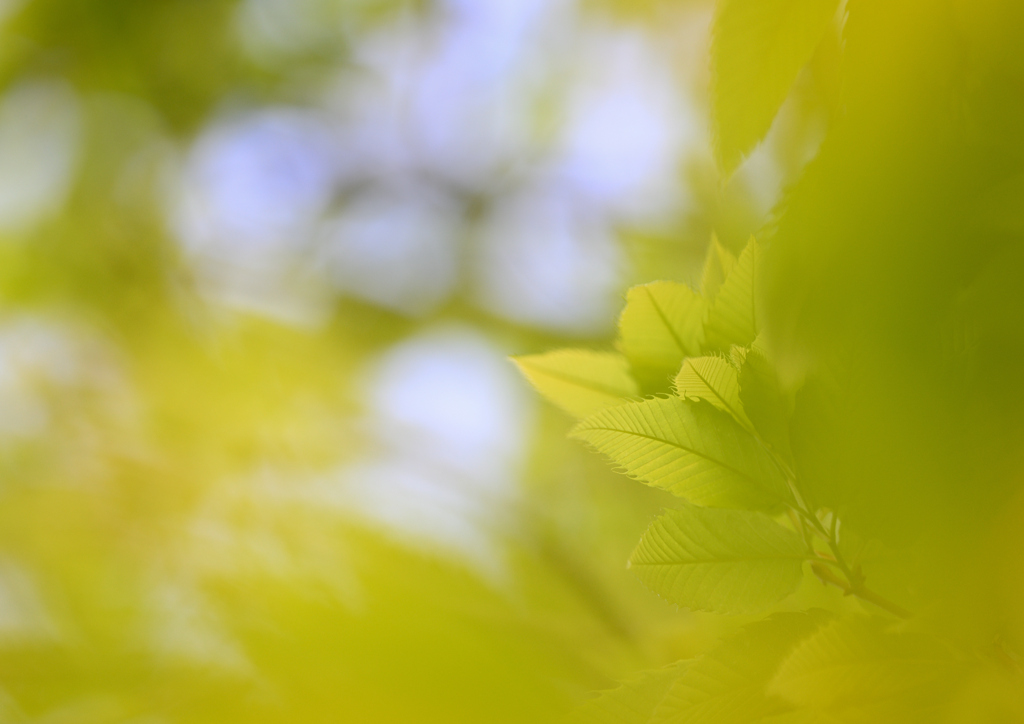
[0,0,780,721]
[0,0,1020,721]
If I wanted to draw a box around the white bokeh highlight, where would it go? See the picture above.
[173,109,342,322]
[473,187,623,335]
[180,0,708,332]
[553,26,698,221]
[316,186,462,316]
[339,326,534,578]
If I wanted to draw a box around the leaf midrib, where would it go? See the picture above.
[579,425,784,502]
[644,285,690,356]
[525,363,634,400]
[686,360,747,426]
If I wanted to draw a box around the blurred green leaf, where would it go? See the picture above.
[704,238,760,353]
[570,661,689,724]
[738,348,792,458]
[769,617,965,723]
[629,506,807,614]
[711,0,840,171]
[513,350,639,418]
[700,235,738,301]
[651,611,830,722]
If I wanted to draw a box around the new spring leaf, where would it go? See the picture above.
[704,237,760,352]
[618,281,706,392]
[572,397,791,510]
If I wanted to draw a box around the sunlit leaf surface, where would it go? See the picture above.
[618,282,707,392]
[573,398,791,509]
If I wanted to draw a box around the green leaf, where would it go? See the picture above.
[711,0,840,171]
[701,235,738,300]
[513,349,639,418]
[738,347,793,457]
[571,397,792,509]
[728,344,748,370]
[768,617,965,723]
[629,506,808,614]
[704,238,760,352]
[571,661,689,724]
[674,355,752,429]
[651,611,830,722]
[618,282,707,392]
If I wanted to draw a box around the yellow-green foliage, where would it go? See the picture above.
[711,0,840,171]
[513,350,639,418]
[524,231,995,720]
[1,0,1023,720]
[530,0,1024,714]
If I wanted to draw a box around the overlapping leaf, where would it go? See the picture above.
[711,0,840,171]
[675,355,752,429]
[629,505,807,614]
[738,347,792,457]
[651,611,830,722]
[704,238,760,352]
[769,617,964,723]
[618,282,707,392]
[513,349,638,418]
[570,661,689,724]
[701,235,738,300]
[572,397,791,509]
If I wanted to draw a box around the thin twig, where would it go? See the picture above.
[810,561,910,619]
[762,441,912,619]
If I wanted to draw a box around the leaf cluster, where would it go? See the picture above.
[516,0,1024,718]
[516,237,969,722]
[569,612,965,724]
[518,236,824,617]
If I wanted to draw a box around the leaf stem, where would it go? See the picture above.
[678,367,911,619]
[761,442,913,619]
[810,561,910,619]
